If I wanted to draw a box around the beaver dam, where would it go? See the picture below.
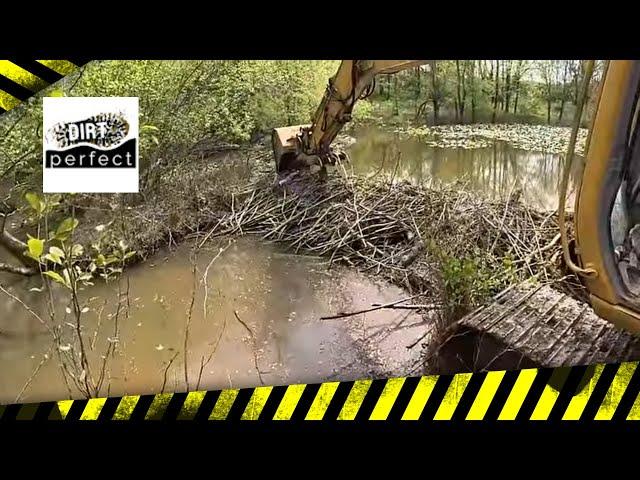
[0,128,623,404]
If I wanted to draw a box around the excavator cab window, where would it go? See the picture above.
[610,70,640,298]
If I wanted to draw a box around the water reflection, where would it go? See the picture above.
[348,126,580,211]
[0,238,428,403]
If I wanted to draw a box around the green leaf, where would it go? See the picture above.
[25,193,40,212]
[44,245,65,265]
[55,218,79,240]
[71,244,84,258]
[27,238,44,259]
[95,254,107,267]
[44,254,61,265]
[25,193,45,215]
[62,268,72,288]
[50,246,65,259]
[43,271,67,287]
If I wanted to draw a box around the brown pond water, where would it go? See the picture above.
[348,126,579,211]
[1,126,577,404]
[0,238,429,404]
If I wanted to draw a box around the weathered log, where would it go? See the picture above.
[435,281,640,374]
[0,262,36,276]
[0,214,37,275]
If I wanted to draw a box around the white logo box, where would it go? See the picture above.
[43,97,139,193]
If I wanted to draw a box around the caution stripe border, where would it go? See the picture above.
[0,59,86,113]
[2,363,640,421]
[2,60,640,423]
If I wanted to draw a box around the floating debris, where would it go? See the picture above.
[393,124,588,155]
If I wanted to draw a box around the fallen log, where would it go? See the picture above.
[434,281,640,374]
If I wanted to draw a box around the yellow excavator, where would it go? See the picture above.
[272,59,640,348]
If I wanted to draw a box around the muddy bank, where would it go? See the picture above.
[0,144,273,274]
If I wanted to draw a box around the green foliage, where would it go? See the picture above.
[21,199,135,290]
[360,60,601,127]
[1,60,339,181]
[440,255,488,318]
[429,237,513,320]
[352,100,375,122]
[23,192,61,221]
[26,236,44,260]
[55,217,79,242]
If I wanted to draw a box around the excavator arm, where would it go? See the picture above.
[272,60,429,172]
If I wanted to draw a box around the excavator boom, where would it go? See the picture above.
[272,60,429,172]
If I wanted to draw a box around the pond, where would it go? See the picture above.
[1,123,581,404]
[0,237,429,404]
[348,126,580,211]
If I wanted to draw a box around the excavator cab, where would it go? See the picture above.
[571,60,640,334]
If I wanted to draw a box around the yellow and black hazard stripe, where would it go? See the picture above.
[0,60,87,114]
[2,362,640,421]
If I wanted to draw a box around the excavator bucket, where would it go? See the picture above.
[271,124,309,172]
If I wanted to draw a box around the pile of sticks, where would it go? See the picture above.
[206,169,574,297]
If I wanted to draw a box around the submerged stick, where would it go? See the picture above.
[320,293,427,320]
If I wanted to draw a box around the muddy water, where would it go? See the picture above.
[348,126,579,211]
[0,238,428,404]
[1,125,573,404]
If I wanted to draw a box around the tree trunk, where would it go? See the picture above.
[456,60,463,123]
[504,61,512,113]
[461,61,467,121]
[430,62,439,125]
[470,61,476,123]
[513,81,520,115]
[1,215,29,261]
[414,67,421,112]
[500,60,506,111]
[393,76,399,116]
[0,262,36,276]
[558,98,566,124]
[491,60,500,123]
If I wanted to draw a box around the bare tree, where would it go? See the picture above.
[430,61,442,125]
[491,60,500,123]
[538,60,555,124]
[469,60,477,123]
[557,60,572,124]
[511,60,529,115]
[503,60,513,113]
